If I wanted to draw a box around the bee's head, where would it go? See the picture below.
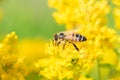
[54,33,58,41]
[59,33,64,38]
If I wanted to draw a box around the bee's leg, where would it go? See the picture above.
[63,41,66,50]
[66,40,79,51]
[57,41,61,46]
[72,43,79,51]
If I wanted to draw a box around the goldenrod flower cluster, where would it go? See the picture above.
[0,0,120,80]
[0,32,25,80]
[48,0,109,30]
[38,42,95,80]
[113,0,120,29]
[36,0,120,80]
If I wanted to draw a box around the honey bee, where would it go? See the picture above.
[53,30,87,51]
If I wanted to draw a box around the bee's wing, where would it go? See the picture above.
[65,27,79,34]
[58,26,80,35]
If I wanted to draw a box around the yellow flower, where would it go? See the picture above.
[0,32,18,56]
[48,0,110,30]
[113,7,120,29]
[0,32,25,80]
[38,40,95,80]
[112,0,120,29]
[38,0,120,80]
[112,0,120,7]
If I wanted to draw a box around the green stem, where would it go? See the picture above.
[96,59,100,80]
[73,65,79,80]
[72,62,80,80]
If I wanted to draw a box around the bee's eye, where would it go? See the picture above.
[59,33,64,37]
[59,33,64,36]
[76,34,79,37]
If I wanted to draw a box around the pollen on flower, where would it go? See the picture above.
[0,32,26,80]
[38,40,95,79]
[48,0,110,30]
[45,0,120,79]
[4,32,18,44]
[113,8,120,29]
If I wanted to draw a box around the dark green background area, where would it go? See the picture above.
[0,0,65,39]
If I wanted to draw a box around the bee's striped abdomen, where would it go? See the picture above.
[76,34,87,42]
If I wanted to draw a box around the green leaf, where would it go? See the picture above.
[100,63,113,68]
